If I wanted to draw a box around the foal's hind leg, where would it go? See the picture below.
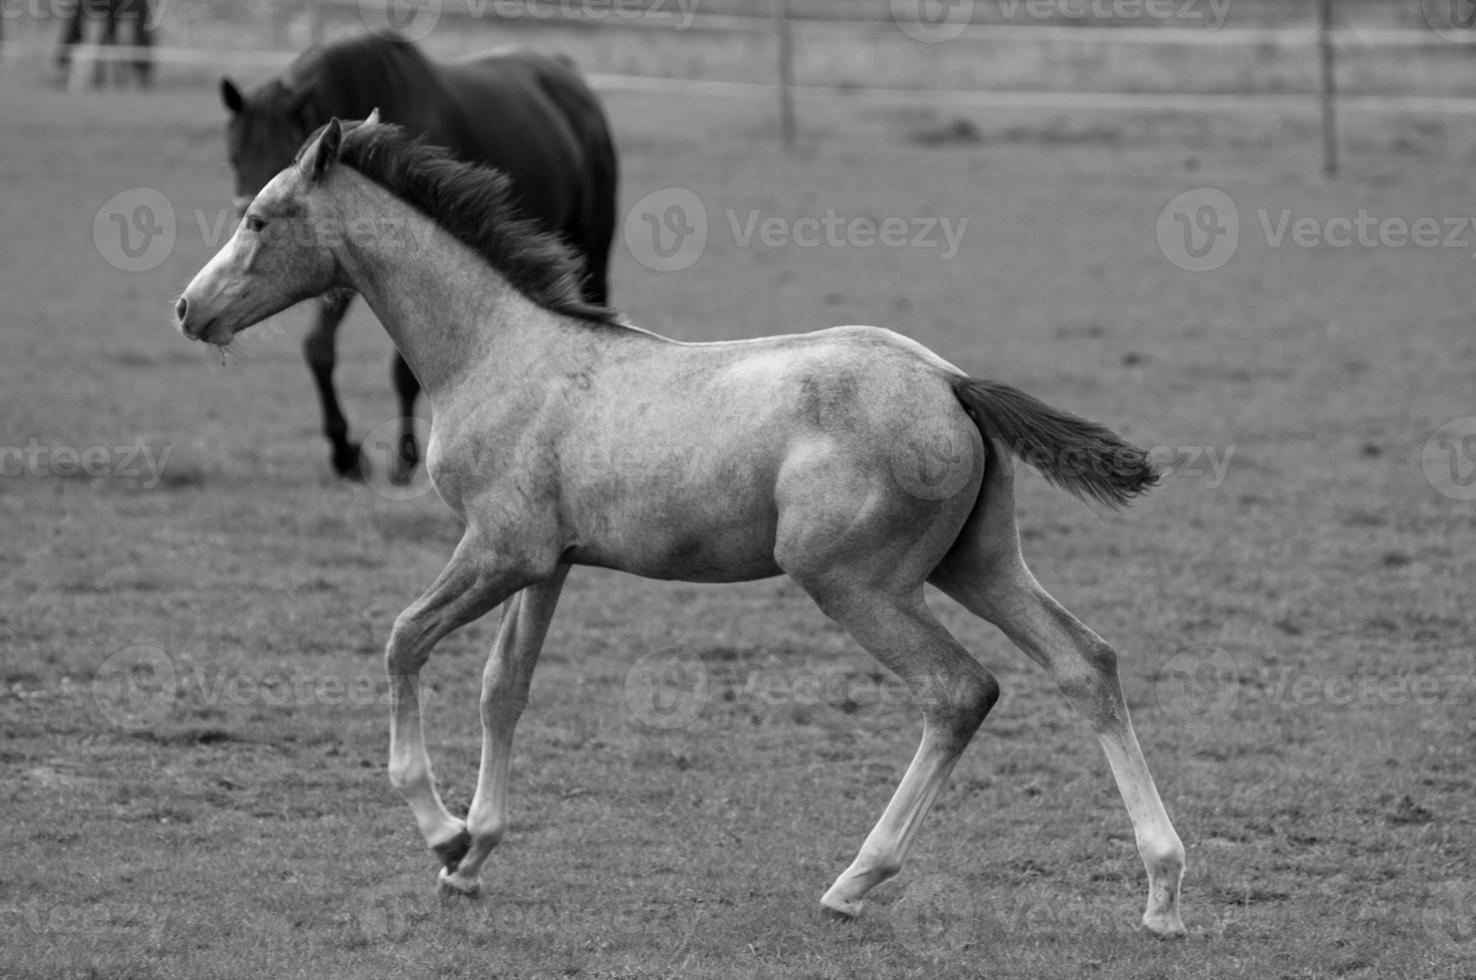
[792,582,998,918]
[440,565,569,896]
[930,455,1186,937]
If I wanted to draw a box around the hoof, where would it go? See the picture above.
[1142,912,1187,939]
[335,443,367,482]
[438,866,481,897]
[820,894,864,920]
[431,828,472,873]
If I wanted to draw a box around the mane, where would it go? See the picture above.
[286,33,441,119]
[330,123,619,326]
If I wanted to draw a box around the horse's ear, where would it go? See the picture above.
[300,118,343,182]
[220,77,244,115]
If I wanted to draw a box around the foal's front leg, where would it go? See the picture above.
[385,531,531,873]
[440,565,570,896]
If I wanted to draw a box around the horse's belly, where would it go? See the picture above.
[569,533,783,584]
[562,478,783,583]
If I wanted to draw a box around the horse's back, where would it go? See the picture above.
[430,47,610,229]
[544,325,979,581]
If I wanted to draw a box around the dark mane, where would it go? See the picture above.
[287,33,442,121]
[330,123,620,326]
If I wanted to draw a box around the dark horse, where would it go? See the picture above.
[219,33,617,481]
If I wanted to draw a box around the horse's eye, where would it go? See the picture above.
[245,215,267,234]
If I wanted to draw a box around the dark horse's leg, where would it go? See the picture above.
[390,354,421,485]
[304,298,363,480]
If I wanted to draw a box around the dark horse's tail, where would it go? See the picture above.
[952,378,1159,508]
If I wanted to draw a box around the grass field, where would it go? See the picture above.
[2,52,1475,980]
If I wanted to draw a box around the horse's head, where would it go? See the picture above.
[221,76,316,218]
[177,114,374,346]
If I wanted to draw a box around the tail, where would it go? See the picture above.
[952,377,1159,508]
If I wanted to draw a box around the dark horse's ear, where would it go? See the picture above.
[220,77,244,115]
[299,117,343,182]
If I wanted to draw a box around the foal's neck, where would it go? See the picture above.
[332,176,594,399]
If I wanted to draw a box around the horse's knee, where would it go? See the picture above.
[384,619,429,677]
[922,663,999,745]
[1056,638,1126,729]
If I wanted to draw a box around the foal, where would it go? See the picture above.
[175,117,1187,937]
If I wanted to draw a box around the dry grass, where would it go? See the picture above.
[1,67,1474,980]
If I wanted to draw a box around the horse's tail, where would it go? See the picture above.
[952,377,1159,508]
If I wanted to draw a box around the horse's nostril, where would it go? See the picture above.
[175,296,188,322]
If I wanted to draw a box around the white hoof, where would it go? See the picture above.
[1142,910,1187,939]
[820,891,864,920]
[437,866,481,897]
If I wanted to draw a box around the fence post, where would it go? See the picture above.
[774,0,796,149]
[1319,0,1337,176]
[309,0,326,47]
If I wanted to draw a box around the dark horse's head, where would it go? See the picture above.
[220,36,428,219]
[220,75,317,219]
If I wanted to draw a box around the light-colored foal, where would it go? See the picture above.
[175,116,1186,937]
